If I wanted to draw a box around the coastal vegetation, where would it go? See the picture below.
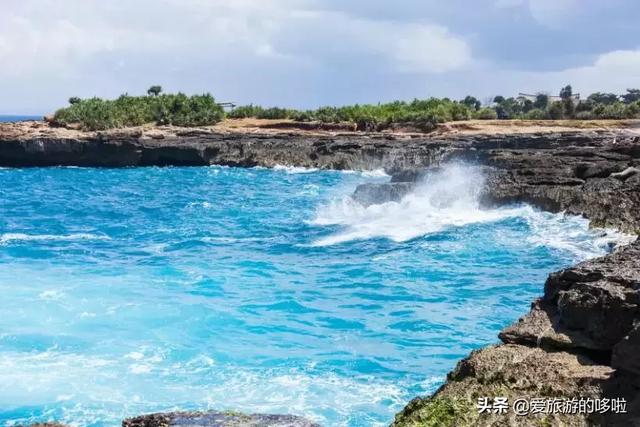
[52,86,224,130]
[52,85,640,131]
[228,85,640,130]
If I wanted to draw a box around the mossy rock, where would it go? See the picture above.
[391,396,477,427]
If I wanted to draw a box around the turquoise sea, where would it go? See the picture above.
[0,164,621,426]
[0,115,42,123]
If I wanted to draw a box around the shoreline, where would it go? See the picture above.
[3,121,639,426]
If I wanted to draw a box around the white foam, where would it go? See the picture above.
[523,208,636,260]
[0,350,419,427]
[311,163,635,254]
[312,163,522,246]
[39,290,65,301]
[273,165,320,174]
[0,233,110,245]
[340,169,390,178]
[269,165,389,177]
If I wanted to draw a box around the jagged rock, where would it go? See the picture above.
[391,344,638,427]
[352,182,414,206]
[122,411,320,427]
[612,323,640,376]
[612,166,640,180]
[500,241,640,358]
[389,168,429,183]
[17,424,68,427]
[574,162,621,179]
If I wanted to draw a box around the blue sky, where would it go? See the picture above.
[1,0,639,114]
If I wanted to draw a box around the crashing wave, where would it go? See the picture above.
[311,163,633,257]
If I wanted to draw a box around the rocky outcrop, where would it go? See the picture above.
[500,241,640,357]
[342,131,640,425]
[390,242,640,425]
[122,411,320,427]
[352,182,415,206]
[19,424,68,427]
[18,412,319,427]
[392,344,638,426]
[480,139,640,234]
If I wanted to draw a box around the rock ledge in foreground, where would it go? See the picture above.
[392,344,638,427]
[122,411,321,427]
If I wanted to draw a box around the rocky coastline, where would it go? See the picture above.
[3,120,639,426]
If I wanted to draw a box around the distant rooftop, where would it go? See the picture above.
[518,93,581,103]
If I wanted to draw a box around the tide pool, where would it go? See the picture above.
[0,165,621,426]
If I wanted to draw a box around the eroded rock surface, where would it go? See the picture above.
[500,240,640,356]
[352,182,415,206]
[122,411,321,427]
[18,424,69,427]
[391,344,639,427]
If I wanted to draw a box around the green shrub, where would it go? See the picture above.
[53,92,223,130]
[624,102,640,118]
[220,97,471,130]
[289,110,314,122]
[533,94,549,109]
[524,108,546,120]
[575,111,594,120]
[547,101,565,119]
[493,97,523,119]
[227,104,263,119]
[474,107,498,120]
[587,92,618,105]
[562,98,575,118]
[593,103,625,119]
[449,103,471,121]
[622,89,640,104]
[255,107,292,120]
[461,96,481,111]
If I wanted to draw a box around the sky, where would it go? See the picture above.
[1,0,639,114]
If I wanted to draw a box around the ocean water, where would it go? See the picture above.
[0,115,42,123]
[0,164,625,427]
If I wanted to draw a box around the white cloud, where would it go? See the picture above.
[553,49,640,93]
[0,0,474,112]
[366,22,472,73]
[478,48,640,98]
[527,0,579,28]
[494,0,579,28]
[0,0,471,77]
[0,0,636,114]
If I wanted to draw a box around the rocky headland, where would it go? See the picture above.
[4,119,640,426]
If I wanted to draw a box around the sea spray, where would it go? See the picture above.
[311,163,519,245]
[311,163,633,255]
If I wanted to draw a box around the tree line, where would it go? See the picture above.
[52,85,640,131]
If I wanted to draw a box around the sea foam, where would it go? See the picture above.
[311,163,632,255]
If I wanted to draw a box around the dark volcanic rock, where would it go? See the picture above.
[500,240,640,357]
[613,323,640,375]
[122,411,320,427]
[481,142,640,234]
[391,344,639,427]
[352,182,414,206]
[18,424,68,427]
[389,168,430,183]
